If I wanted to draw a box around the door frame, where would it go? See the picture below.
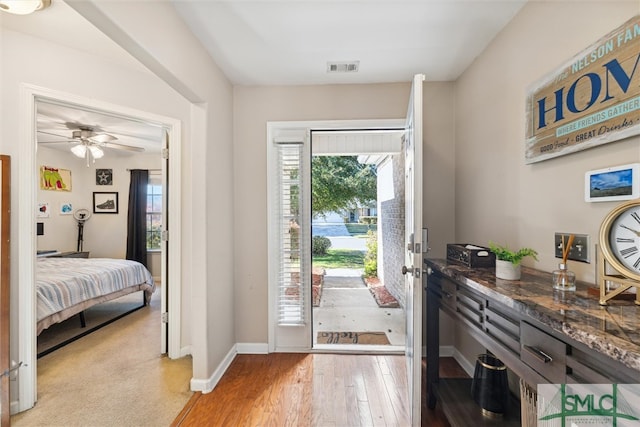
[267,118,405,353]
[15,84,182,412]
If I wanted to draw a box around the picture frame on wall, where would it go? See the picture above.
[584,163,639,202]
[96,169,113,185]
[93,192,119,214]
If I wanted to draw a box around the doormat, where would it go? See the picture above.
[317,331,390,345]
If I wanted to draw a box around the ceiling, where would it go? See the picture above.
[36,101,165,157]
[171,0,528,85]
[3,0,528,155]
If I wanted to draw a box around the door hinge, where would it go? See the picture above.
[161,312,169,323]
[162,230,169,241]
[161,148,169,159]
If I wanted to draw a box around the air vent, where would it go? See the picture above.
[327,61,360,73]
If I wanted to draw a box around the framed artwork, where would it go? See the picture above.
[93,192,119,214]
[40,166,71,191]
[584,163,639,202]
[60,202,73,215]
[96,169,113,185]
[37,203,50,218]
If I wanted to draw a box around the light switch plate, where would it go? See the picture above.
[554,233,590,263]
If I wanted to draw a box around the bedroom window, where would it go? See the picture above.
[146,176,162,250]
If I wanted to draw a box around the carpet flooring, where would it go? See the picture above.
[12,288,193,427]
[37,291,146,357]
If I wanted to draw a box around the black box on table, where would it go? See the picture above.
[446,244,495,268]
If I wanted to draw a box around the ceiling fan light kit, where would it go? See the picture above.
[0,0,50,15]
[38,125,146,167]
[71,143,104,167]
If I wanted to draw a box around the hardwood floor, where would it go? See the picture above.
[172,354,467,427]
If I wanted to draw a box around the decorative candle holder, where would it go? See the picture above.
[553,263,576,291]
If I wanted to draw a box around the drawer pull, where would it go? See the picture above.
[524,345,553,363]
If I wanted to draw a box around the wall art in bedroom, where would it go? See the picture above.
[37,203,50,218]
[40,165,71,191]
[96,168,113,185]
[60,202,73,215]
[93,192,118,214]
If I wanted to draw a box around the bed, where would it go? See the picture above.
[36,257,155,335]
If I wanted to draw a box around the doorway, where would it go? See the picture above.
[310,129,406,351]
[15,85,183,413]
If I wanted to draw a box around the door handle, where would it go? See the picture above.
[401,266,421,278]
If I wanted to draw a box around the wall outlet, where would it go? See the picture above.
[554,233,590,263]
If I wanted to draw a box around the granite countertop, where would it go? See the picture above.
[424,258,640,375]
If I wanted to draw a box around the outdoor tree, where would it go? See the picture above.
[312,156,376,218]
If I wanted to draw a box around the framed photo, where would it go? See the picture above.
[585,163,639,202]
[96,169,113,185]
[93,192,119,214]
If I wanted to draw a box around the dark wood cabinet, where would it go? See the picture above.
[424,258,640,426]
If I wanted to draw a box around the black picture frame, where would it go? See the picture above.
[93,192,119,214]
[96,168,113,185]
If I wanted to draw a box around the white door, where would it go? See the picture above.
[160,130,169,353]
[403,73,425,426]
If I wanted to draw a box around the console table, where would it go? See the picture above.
[424,258,640,424]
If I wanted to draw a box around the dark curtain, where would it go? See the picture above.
[126,169,149,267]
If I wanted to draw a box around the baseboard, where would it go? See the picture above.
[236,342,268,354]
[190,344,237,393]
[180,345,192,358]
[453,348,475,377]
[439,345,455,357]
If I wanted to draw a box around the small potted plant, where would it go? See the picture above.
[488,242,538,280]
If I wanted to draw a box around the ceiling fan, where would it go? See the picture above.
[38,125,145,167]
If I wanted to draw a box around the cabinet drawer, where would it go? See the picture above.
[456,289,483,328]
[521,322,566,383]
[441,278,457,311]
[566,355,610,383]
[485,306,520,354]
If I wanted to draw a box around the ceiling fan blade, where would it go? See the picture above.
[37,130,72,139]
[88,133,117,143]
[39,140,77,144]
[102,141,145,153]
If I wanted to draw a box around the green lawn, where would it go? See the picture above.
[312,249,364,269]
[345,223,377,236]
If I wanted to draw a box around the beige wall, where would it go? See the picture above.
[453,1,640,364]
[37,148,161,258]
[233,82,457,344]
[67,0,235,381]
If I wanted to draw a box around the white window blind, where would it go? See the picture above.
[276,142,306,325]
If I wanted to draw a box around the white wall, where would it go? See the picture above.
[453,1,640,363]
[233,82,457,344]
[0,15,195,405]
[36,148,161,258]
[63,0,235,384]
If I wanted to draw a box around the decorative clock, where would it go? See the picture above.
[598,199,640,305]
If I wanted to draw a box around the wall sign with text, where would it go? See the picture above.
[526,15,640,164]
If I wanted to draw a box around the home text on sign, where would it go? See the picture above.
[525,15,640,164]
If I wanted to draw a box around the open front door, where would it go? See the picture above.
[403,73,425,426]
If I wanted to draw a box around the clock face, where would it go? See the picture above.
[602,201,640,281]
